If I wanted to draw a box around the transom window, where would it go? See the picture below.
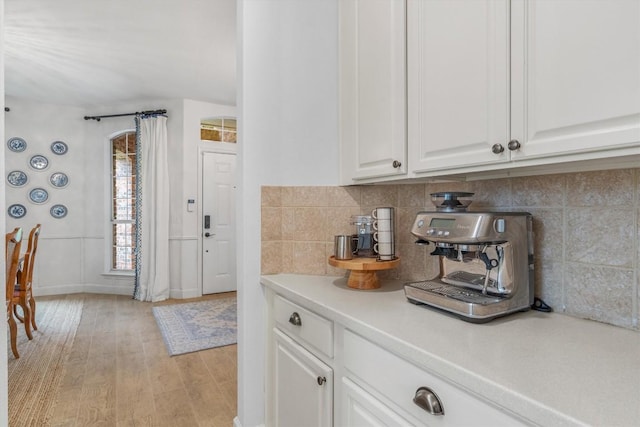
[111,132,136,271]
[201,117,237,142]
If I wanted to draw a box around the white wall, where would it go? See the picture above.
[237,1,339,426]
[4,97,88,295]
[4,97,233,299]
[1,0,8,420]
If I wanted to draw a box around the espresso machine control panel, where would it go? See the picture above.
[412,212,512,243]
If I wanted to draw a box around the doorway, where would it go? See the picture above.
[201,151,237,294]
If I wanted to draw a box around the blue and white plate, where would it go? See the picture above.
[50,204,68,219]
[29,154,49,171]
[7,137,27,152]
[29,187,49,204]
[51,141,68,155]
[49,172,69,188]
[7,170,28,187]
[8,204,27,219]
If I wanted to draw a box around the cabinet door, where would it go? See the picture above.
[274,329,333,427]
[341,377,415,427]
[511,0,640,161]
[408,0,510,173]
[340,0,407,182]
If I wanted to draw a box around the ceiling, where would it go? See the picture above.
[4,0,237,108]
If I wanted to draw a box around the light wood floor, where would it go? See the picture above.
[45,292,237,427]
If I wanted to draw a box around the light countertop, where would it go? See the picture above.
[261,273,640,427]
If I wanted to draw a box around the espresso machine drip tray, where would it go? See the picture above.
[406,281,502,305]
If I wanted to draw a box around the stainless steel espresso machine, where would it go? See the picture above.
[404,192,534,322]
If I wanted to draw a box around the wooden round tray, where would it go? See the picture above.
[328,256,400,290]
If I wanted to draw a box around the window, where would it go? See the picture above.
[201,117,237,142]
[110,132,136,271]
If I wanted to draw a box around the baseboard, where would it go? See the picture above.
[83,283,135,296]
[34,284,85,297]
[34,283,202,299]
[33,283,134,297]
[170,287,201,299]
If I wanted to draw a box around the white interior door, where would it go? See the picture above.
[202,152,237,294]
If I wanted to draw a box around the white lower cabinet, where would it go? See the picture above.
[273,329,333,427]
[341,377,414,427]
[267,292,529,427]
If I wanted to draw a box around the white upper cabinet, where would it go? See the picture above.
[510,0,640,161]
[408,0,511,173]
[341,0,640,182]
[339,0,407,183]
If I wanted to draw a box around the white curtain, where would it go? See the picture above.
[134,115,170,302]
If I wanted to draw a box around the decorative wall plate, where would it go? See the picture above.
[29,187,49,204]
[51,141,68,155]
[50,204,68,219]
[8,204,27,219]
[49,172,69,188]
[7,137,27,152]
[7,170,28,187]
[29,154,49,171]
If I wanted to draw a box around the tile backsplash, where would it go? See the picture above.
[261,168,639,331]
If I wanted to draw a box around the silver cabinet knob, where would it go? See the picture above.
[413,387,444,416]
[317,376,326,386]
[491,144,504,154]
[508,139,521,151]
[392,160,402,168]
[288,312,302,326]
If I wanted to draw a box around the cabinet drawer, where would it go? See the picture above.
[343,330,527,426]
[274,295,333,358]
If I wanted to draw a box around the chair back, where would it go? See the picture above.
[19,224,41,291]
[6,227,23,305]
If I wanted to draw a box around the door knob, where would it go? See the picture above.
[392,160,402,168]
[491,144,504,154]
[508,139,521,151]
[204,232,212,237]
[288,312,302,326]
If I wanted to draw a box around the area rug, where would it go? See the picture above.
[153,297,237,356]
[7,296,84,426]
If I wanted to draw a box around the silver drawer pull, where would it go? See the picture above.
[289,312,302,326]
[317,376,326,386]
[413,387,444,416]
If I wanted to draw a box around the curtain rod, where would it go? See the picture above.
[84,109,167,122]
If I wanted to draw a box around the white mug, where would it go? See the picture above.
[373,230,393,243]
[373,219,392,232]
[372,207,393,220]
[374,241,394,256]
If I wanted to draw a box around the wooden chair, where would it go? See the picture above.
[13,224,41,340]
[6,227,23,358]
